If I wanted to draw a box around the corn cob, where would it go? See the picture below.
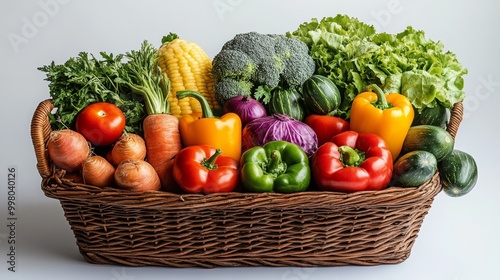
[157,33,220,118]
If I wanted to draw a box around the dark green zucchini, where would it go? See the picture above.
[401,125,454,161]
[302,75,341,115]
[392,150,438,187]
[412,102,449,128]
[268,88,305,121]
[438,149,478,197]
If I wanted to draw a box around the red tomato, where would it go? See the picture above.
[75,102,126,146]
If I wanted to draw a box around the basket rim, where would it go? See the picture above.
[42,170,441,210]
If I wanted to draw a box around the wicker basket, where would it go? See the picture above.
[31,99,463,268]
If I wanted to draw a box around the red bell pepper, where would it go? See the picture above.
[310,131,393,192]
[172,145,239,194]
[305,114,350,146]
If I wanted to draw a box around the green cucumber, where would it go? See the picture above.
[438,149,478,197]
[401,125,454,161]
[268,88,305,121]
[412,102,449,128]
[302,75,341,115]
[392,150,438,187]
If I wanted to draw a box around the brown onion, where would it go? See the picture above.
[47,129,90,172]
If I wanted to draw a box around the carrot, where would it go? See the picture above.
[116,41,182,192]
[111,133,147,166]
[82,155,115,188]
[143,114,182,191]
[47,129,90,172]
[114,159,161,192]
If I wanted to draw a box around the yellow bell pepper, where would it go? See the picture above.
[350,85,414,159]
[176,90,242,161]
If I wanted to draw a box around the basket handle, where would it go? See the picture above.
[30,99,54,178]
[446,102,463,139]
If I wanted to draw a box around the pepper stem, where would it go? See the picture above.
[339,146,364,167]
[267,150,287,175]
[201,149,222,170]
[365,84,392,110]
[176,90,214,118]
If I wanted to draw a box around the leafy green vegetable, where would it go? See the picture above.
[38,50,147,134]
[114,41,170,116]
[287,15,468,118]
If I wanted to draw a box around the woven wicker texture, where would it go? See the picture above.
[31,99,462,268]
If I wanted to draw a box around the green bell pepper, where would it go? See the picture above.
[240,140,311,193]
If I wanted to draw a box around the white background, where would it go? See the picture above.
[1,0,499,279]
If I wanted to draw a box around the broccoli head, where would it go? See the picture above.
[212,32,315,105]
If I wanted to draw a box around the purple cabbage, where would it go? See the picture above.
[242,114,318,157]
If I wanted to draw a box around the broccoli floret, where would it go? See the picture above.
[212,49,256,81]
[275,36,316,87]
[221,32,282,88]
[214,78,253,106]
[222,32,276,65]
[212,31,315,104]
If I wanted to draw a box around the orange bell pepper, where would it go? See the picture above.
[176,90,242,161]
[349,85,414,159]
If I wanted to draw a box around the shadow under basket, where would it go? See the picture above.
[31,99,463,268]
